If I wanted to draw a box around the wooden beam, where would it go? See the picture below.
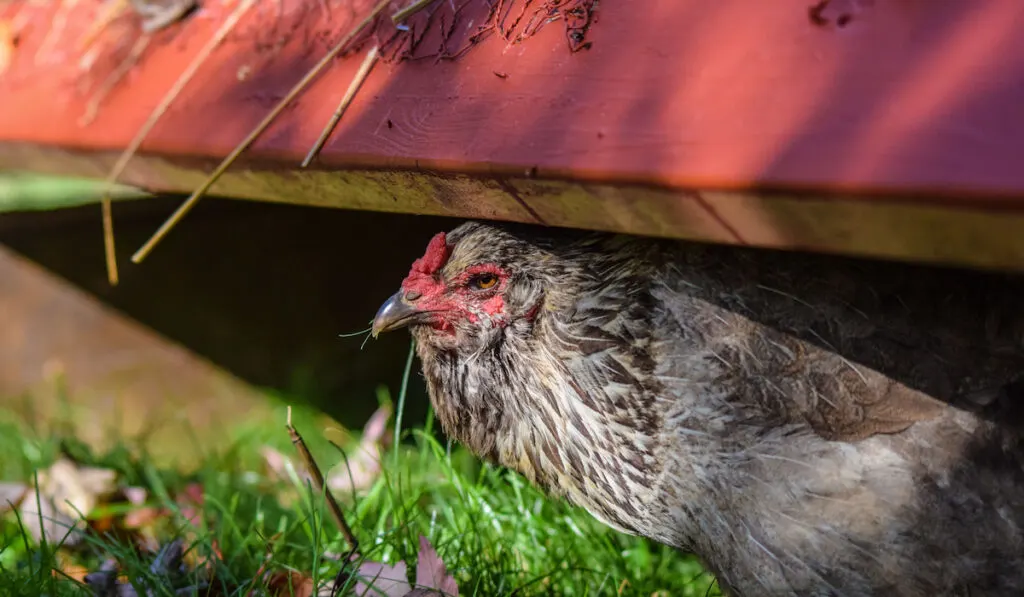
[2,0,1024,272]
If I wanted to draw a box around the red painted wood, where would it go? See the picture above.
[2,0,1024,201]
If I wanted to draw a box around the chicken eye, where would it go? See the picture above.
[469,273,498,290]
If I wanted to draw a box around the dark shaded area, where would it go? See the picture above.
[672,238,1024,427]
[0,196,464,428]
[900,419,1024,593]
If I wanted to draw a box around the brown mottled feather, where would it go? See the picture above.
[383,221,1024,597]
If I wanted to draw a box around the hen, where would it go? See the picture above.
[371,221,1024,596]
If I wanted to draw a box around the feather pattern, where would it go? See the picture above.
[387,221,1024,597]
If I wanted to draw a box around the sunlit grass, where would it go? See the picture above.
[0,347,718,596]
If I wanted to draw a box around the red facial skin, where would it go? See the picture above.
[400,233,509,334]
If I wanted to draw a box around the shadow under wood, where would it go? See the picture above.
[5,195,1023,444]
[1,197,461,431]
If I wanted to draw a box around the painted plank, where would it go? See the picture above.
[1,0,1024,271]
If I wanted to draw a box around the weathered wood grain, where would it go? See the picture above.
[2,0,1024,271]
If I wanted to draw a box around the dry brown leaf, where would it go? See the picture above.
[264,570,317,597]
[355,560,411,597]
[60,562,91,583]
[355,536,460,597]
[326,405,391,496]
[122,505,161,529]
[39,457,119,519]
[112,484,205,554]
[18,486,83,546]
[176,481,205,527]
[414,536,459,596]
[17,457,119,546]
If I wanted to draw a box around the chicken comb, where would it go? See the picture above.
[402,232,451,290]
[412,232,450,275]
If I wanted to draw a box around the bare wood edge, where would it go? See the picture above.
[3,143,1024,274]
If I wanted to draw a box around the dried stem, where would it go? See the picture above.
[131,0,396,265]
[96,0,257,284]
[285,406,360,555]
[101,199,119,285]
[302,45,380,167]
[391,0,436,24]
[92,33,155,286]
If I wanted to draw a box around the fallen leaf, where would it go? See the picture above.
[261,445,305,484]
[361,405,391,445]
[354,536,460,597]
[264,570,317,597]
[355,560,411,597]
[194,538,224,577]
[176,482,205,527]
[58,563,91,583]
[178,482,204,507]
[17,486,82,546]
[53,548,90,583]
[81,542,211,597]
[414,536,459,596]
[122,505,162,529]
[38,457,118,521]
[90,511,117,534]
[17,457,119,546]
[123,486,148,505]
[0,481,27,514]
[326,405,391,496]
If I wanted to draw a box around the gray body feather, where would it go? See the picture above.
[399,222,1024,596]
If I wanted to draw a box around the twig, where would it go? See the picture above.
[94,34,154,286]
[391,0,436,24]
[95,0,257,285]
[100,200,120,285]
[286,406,360,555]
[302,45,380,167]
[90,33,154,286]
[131,0,396,265]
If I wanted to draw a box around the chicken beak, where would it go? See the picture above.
[371,291,420,337]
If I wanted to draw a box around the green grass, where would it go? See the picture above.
[0,171,717,594]
[0,172,149,213]
[0,360,718,596]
